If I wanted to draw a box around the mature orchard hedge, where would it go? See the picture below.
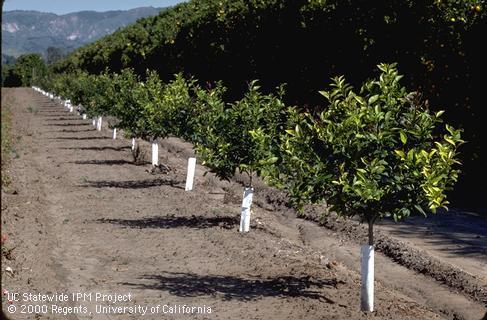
[51,0,486,209]
[2,53,47,87]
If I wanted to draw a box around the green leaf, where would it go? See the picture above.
[414,204,426,217]
[400,131,407,144]
[295,124,301,136]
[354,95,366,105]
[407,149,414,161]
[268,156,278,164]
[318,90,329,98]
[394,150,405,158]
[444,136,456,146]
[285,129,295,136]
[368,94,379,104]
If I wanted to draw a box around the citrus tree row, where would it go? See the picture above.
[37,63,463,312]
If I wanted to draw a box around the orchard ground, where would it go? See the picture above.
[1,88,486,320]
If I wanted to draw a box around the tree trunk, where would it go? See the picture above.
[361,216,375,312]
[368,218,374,245]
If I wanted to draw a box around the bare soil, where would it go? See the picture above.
[1,88,486,320]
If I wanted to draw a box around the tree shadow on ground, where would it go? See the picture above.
[38,111,69,114]
[39,114,72,117]
[43,117,85,121]
[81,178,183,189]
[49,136,108,140]
[121,272,338,302]
[44,123,93,127]
[60,146,131,151]
[97,215,237,229]
[72,159,149,166]
[46,129,94,133]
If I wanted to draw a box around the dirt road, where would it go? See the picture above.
[1,88,486,320]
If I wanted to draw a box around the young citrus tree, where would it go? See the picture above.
[193,81,288,231]
[128,71,196,166]
[106,68,155,160]
[133,70,168,145]
[67,72,98,117]
[190,81,227,167]
[82,72,114,129]
[49,73,70,101]
[263,63,463,311]
[194,81,287,185]
[162,73,197,141]
[110,69,142,139]
[90,72,117,115]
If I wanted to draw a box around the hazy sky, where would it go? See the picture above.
[2,0,188,14]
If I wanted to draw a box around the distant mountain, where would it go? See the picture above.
[1,7,164,58]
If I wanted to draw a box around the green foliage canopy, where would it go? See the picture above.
[2,53,46,87]
[262,64,463,225]
[194,81,288,184]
